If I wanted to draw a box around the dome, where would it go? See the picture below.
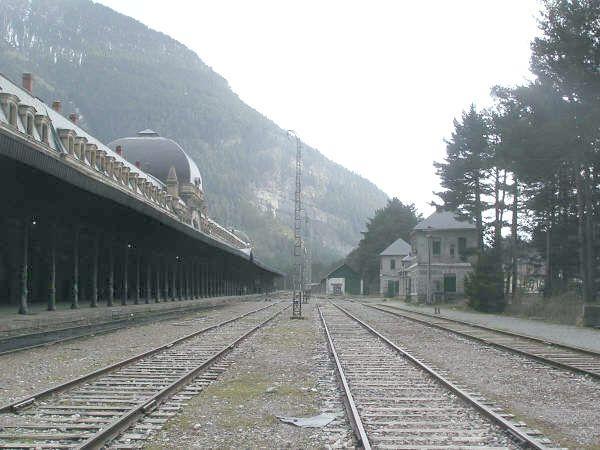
[108,129,203,190]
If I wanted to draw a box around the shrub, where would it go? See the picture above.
[465,252,506,312]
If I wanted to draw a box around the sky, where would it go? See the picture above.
[96,0,541,214]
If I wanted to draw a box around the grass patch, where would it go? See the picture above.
[203,373,270,402]
[163,414,194,432]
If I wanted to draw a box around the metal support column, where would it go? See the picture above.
[145,257,151,304]
[163,258,169,302]
[18,219,29,315]
[71,225,79,309]
[121,244,128,306]
[48,223,57,311]
[90,233,98,308]
[178,262,184,301]
[155,257,161,303]
[134,252,140,305]
[171,261,176,301]
[107,240,114,307]
[185,263,190,300]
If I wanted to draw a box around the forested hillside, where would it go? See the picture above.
[0,0,388,270]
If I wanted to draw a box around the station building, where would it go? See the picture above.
[379,237,410,296]
[321,263,363,296]
[0,72,281,314]
[380,210,477,301]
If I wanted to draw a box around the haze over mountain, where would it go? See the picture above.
[0,0,389,270]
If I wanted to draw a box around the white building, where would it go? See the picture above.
[401,211,477,301]
[379,237,410,296]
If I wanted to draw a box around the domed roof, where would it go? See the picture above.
[108,129,202,190]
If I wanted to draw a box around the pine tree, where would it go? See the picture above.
[346,198,420,292]
[530,0,600,302]
[434,105,492,252]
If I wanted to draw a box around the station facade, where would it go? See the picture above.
[0,73,281,314]
[380,210,477,301]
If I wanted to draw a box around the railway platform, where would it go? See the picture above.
[0,294,269,341]
[374,299,600,352]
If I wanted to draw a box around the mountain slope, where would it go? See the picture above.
[0,0,388,269]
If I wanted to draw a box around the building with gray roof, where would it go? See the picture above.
[379,237,410,296]
[0,72,279,315]
[380,210,477,301]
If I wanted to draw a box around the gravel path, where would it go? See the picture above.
[381,299,600,352]
[0,300,271,406]
[343,301,600,448]
[149,302,354,449]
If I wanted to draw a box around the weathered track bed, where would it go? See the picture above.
[0,302,287,449]
[370,303,600,379]
[319,301,561,450]
[0,294,275,356]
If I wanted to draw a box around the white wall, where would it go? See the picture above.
[326,277,345,295]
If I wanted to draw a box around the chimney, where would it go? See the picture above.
[135,160,141,169]
[22,73,33,93]
[52,101,62,113]
[69,113,78,125]
[116,145,123,156]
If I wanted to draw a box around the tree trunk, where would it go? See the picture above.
[474,176,484,252]
[511,178,518,301]
[545,219,552,298]
[494,168,501,250]
[575,168,592,302]
[584,167,595,302]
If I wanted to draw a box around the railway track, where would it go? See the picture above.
[0,301,287,449]
[0,294,278,356]
[319,301,561,450]
[368,303,600,380]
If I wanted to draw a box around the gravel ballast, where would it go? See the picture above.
[0,300,272,405]
[148,302,353,449]
[343,301,600,448]
[386,299,600,352]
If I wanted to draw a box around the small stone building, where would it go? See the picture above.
[402,210,477,301]
[379,237,410,296]
[321,263,363,296]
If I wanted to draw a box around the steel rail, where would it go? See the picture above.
[0,305,212,357]
[330,301,551,450]
[368,303,600,380]
[0,294,274,357]
[317,304,371,450]
[76,303,290,449]
[0,302,280,413]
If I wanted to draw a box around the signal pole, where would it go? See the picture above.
[288,130,304,319]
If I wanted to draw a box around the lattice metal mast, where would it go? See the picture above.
[304,215,311,302]
[289,130,304,318]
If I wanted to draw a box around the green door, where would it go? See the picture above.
[444,274,456,293]
[386,280,394,297]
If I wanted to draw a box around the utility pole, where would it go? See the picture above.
[426,229,432,307]
[304,215,311,303]
[289,130,304,319]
